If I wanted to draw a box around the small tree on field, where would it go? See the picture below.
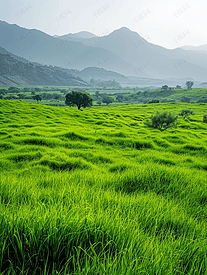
[102,96,113,105]
[186,81,194,90]
[65,91,93,110]
[175,85,181,89]
[33,95,42,103]
[145,111,178,130]
[179,109,194,119]
[161,85,168,90]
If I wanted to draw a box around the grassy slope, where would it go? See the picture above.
[1,100,207,274]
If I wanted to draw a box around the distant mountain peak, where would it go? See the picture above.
[112,27,132,34]
[74,31,97,39]
[109,27,144,39]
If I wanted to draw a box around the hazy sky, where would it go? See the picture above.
[1,0,207,49]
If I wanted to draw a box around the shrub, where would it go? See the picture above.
[148,99,160,103]
[144,111,178,130]
[180,96,191,103]
[179,109,195,119]
[196,97,207,103]
[203,115,207,123]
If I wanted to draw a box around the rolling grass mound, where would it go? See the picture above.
[0,100,207,274]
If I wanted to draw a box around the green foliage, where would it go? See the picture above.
[179,109,195,119]
[145,111,178,130]
[65,91,93,109]
[148,99,159,103]
[33,94,42,103]
[102,96,113,105]
[203,114,207,123]
[186,80,194,90]
[161,85,168,90]
[116,94,124,102]
[180,96,190,103]
[0,89,7,95]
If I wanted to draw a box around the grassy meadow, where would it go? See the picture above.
[1,99,207,274]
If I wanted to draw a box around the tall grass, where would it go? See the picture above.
[0,100,207,274]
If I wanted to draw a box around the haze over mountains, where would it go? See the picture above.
[58,27,207,81]
[0,20,207,84]
[0,46,88,86]
[55,31,97,40]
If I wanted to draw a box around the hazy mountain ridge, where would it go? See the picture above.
[0,53,89,86]
[0,20,136,76]
[58,31,97,40]
[0,20,207,82]
[181,45,207,51]
[59,27,207,80]
[0,46,176,86]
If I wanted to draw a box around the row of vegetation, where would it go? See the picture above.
[1,81,207,106]
[1,99,207,274]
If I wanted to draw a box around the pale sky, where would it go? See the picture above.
[0,0,207,49]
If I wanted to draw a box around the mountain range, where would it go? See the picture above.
[0,46,88,86]
[0,20,207,83]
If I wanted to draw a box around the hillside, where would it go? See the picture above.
[59,27,207,80]
[1,100,207,274]
[0,20,135,75]
[0,53,88,86]
[1,20,207,80]
[181,45,207,51]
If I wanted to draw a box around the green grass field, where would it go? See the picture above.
[1,99,207,274]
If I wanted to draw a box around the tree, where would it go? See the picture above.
[23,87,30,93]
[8,86,20,93]
[186,81,194,90]
[0,89,7,95]
[95,91,100,100]
[148,99,160,103]
[53,93,62,100]
[33,95,42,103]
[203,115,207,123]
[61,89,68,95]
[65,91,93,110]
[144,111,178,130]
[180,96,191,103]
[179,109,194,119]
[116,94,124,102]
[102,96,113,105]
[175,85,181,89]
[34,87,42,93]
[162,85,168,90]
[17,93,25,99]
